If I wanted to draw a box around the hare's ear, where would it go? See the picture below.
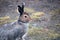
[18,5,23,16]
[18,2,25,16]
[22,2,25,13]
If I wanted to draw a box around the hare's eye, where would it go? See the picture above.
[24,16,27,18]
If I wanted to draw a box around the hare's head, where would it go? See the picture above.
[18,3,31,23]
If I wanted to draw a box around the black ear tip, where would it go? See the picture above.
[18,5,20,7]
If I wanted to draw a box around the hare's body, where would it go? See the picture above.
[0,3,31,40]
[0,21,29,40]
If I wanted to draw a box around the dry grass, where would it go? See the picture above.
[28,27,60,40]
[31,12,45,19]
[0,16,10,25]
[0,16,17,25]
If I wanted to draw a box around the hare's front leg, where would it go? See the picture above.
[22,33,27,40]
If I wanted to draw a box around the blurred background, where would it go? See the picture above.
[0,0,60,40]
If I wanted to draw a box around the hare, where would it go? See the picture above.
[0,3,31,40]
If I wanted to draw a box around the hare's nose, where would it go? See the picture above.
[28,18,32,22]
